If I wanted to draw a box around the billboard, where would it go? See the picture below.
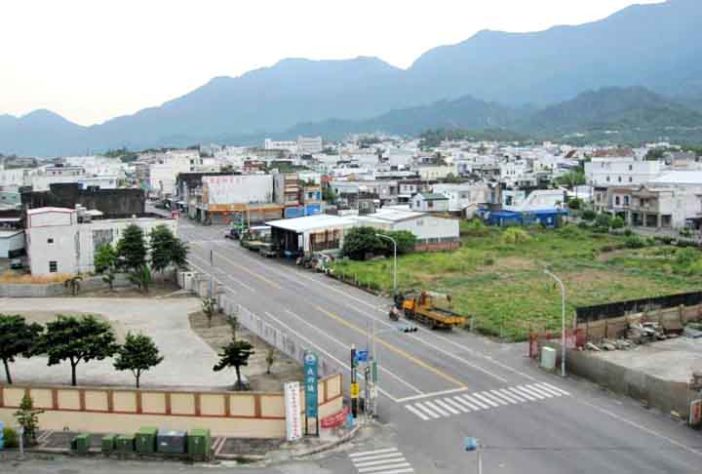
[284,381,302,441]
[203,175,273,205]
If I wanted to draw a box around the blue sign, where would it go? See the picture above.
[355,350,369,363]
[304,351,319,418]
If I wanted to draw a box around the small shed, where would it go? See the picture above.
[266,214,356,257]
[410,193,450,213]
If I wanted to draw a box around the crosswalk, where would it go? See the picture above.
[404,382,569,421]
[349,447,414,474]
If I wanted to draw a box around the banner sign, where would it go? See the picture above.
[304,352,319,418]
[284,382,302,441]
[321,406,349,429]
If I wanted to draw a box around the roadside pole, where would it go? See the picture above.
[350,344,358,418]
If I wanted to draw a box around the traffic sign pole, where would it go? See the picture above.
[350,344,358,418]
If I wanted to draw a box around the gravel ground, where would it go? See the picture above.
[2,297,228,389]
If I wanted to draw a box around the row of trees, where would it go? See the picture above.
[94,224,188,292]
[342,227,417,261]
[0,314,163,387]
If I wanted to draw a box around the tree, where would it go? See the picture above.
[227,313,240,341]
[128,265,153,293]
[265,347,276,375]
[322,185,337,204]
[40,315,118,386]
[94,244,118,290]
[595,213,613,229]
[554,169,586,188]
[342,227,386,260]
[213,339,255,390]
[14,394,43,446]
[116,224,147,271]
[201,297,217,328]
[150,225,188,273]
[0,315,43,384]
[380,230,417,255]
[64,275,83,296]
[610,216,625,229]
[113,332,164,388]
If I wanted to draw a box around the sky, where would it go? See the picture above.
[1,0,662,126]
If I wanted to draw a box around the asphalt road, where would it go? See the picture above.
[11,217,700,474]
[175,220,702,474]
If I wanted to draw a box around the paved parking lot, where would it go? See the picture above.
[2,297,227,389]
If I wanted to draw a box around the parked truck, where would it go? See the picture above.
[395,291,467,329]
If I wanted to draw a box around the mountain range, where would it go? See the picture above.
[2,0,702,157]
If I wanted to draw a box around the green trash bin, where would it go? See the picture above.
[101,434,117,455]
[135,426,158,454]
[71,433,90,454]
[187,428,211,460]
[116,434,135,453]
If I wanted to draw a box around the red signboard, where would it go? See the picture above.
[321,406,349,429]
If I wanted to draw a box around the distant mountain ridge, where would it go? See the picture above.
[2,0,702,156]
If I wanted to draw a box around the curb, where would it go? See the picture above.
[293,424,361,458]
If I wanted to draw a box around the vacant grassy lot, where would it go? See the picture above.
[332,223,702,340]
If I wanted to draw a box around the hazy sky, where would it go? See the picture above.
[1,0,661,126]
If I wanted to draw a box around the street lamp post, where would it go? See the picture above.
[544,269,567,377]
[376,233,397,296]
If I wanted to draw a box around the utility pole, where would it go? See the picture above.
[376,233,397,295]
[350,344,358,418]
[544,269,567,377]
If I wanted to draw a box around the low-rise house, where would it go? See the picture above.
[410,193,449,213]
[26,207,177,275]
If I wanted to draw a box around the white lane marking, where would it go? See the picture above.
[498,388,525,402]
[443,397,471,413]
[225,275,256,292]
[395,387,467,403]
[413,402,441,419]
[451,395,477,411]
[540,382,571,396]
[358,463,413,473]
[354,455,407,467]
[507,386,537,401]
[434,399,461,415]
[261,311,399,402]
[473,392,504,407]
[349,448,399,458]
[366,470,414,474]
[284,309,423,395]
[518,385,548,400]
[423,400,450,417]
[405,404,430,421]
[524,384,556,399]
[532,383,565,397]
[489,389,519,404]
[459,394,489,410]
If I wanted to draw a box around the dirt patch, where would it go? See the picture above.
[492,256,537,272]
[188,310,302,392]
[76,281,182,298]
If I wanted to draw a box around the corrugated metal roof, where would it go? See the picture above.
[266,214,356,232]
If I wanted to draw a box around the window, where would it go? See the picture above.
[629,165,633,171]
[618,176,622,183]
[428,201,434,209]
[624,196,630,206]
[49,261,57,273]
[615,196,621,206]
[629,177,633,183]
[47,238,54,244]
[606,176,610,182]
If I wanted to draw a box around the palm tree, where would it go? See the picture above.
[64,275,83,296]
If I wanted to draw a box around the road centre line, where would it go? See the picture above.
[314,305,466,389]
[262,311,398,402]
[283,309,422,395]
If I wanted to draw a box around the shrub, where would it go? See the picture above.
[582,210,596,221]
[3,426,19,448]
[610,216,625,230]
[461,219,490,237]
[623,228,633,236]
[595,213,613,229]
[624,236,646,249]
[501,227,531,245]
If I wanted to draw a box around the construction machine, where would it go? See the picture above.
[396,291,467,329]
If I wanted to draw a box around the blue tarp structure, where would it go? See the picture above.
[483,208,568,228]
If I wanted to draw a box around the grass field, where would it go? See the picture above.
[331,223,702,340]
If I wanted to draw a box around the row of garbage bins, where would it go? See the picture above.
[71,427,212,460]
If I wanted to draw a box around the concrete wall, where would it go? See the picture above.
[0,374,342,438]
[0,274,133,297]
[578,304,702,342]
[22,183,145,218]
[566,349,697,419]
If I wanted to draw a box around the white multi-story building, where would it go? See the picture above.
[432,183,491,214]
[584,158,663,187]
[264,139,298,153]
[31,165,118,191]
[297,136,323,154]
[26,207,177,276]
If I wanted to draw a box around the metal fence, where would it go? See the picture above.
[575,291,702,323]
[184,271,338,378]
